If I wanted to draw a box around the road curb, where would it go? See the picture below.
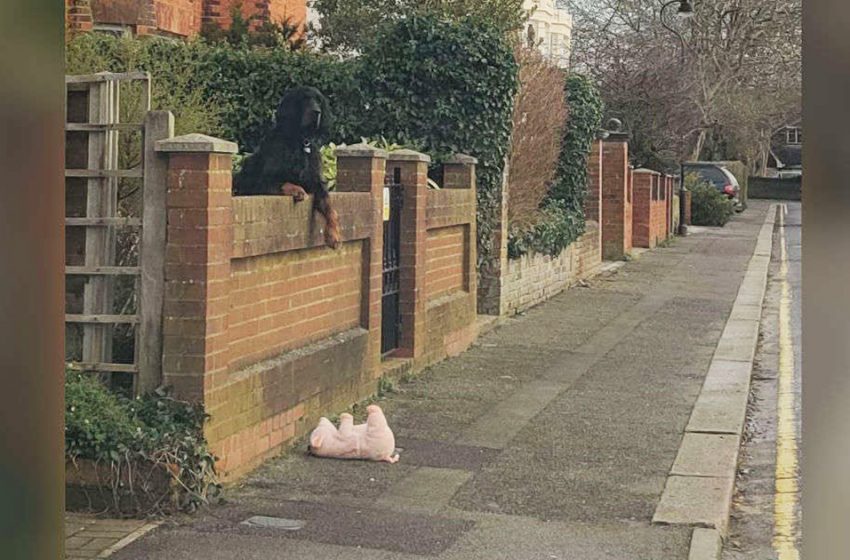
[688,528,722,560]
[653,204,779,550]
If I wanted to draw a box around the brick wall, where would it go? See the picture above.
[422,155,478,366]
[500,224,601,316]
[632,170,669,248]
[203,0,306,30]
[426,226,466,300]
[154,136,478,480]
[600,134,632,260]
[67,0,305,37]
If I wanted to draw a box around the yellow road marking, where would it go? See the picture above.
[773,204,800,560]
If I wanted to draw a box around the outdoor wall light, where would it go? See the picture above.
[677,0,695,18]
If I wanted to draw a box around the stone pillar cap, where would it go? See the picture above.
[387,149,431,163]
[444,153,478,165]
[335,143,388,159]
[633,168,660,174]
[155,133,238,154]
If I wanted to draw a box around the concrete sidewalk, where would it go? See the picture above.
[111,201,773,560]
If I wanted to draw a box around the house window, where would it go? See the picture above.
[92,24,132,38]
[786,127,802,145]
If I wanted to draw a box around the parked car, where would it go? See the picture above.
[682,162,742,209]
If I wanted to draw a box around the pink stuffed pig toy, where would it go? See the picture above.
[309,404,399,463]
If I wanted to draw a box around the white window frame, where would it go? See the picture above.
[786,127,802,145]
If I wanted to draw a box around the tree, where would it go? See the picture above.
[564,0,801,172]
[311,0,528,52]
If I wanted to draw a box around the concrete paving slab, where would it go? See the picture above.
[686,390,749,435]
[442,515,692,560]
[713,320,760,363]
[671,433,741,478]
[394,438,499,471]
[700,360,752,394]
[728,304,762,322]
[378,467,472,513]
[184,499,475,557]
[689,528,722,560]
[653,475,735,535]
[455,380,564,448]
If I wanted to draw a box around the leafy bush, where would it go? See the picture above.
[687,178,735,227]
[199,4,306,50]
[312,0,528,53]
[65,370,220,515]
[356,14,518,268]
[193,44,363,151]
[507,47,568,228]
[507,199,579,258]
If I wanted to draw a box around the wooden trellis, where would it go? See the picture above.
[65,71,173,395]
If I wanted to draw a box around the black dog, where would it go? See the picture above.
[233,86,340,249]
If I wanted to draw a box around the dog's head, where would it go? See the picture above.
[274,86,333,141]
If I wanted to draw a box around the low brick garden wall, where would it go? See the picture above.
[154,136,479,480]
[500,223,601,316]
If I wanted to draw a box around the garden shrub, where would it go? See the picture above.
[506,47,568,229]
[687,176,735,226]
[507,199,579,259]
[356,14,518,268]
[65,370,220,516]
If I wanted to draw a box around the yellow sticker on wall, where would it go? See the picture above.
[383,187,390,221]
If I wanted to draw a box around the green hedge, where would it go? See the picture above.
[357,14,517,267]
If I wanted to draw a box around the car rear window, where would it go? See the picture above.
[686,166,727,188]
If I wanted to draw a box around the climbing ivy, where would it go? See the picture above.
[507,73,604,259]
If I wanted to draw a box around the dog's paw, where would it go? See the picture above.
[282,183,307,201]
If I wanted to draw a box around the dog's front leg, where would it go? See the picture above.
[315,194,341,250]
[281,182,308,201]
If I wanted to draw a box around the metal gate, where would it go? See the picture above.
[381,168,404,355]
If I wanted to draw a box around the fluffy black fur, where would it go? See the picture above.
[233,86,340,248]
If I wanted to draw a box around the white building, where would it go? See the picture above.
[523,0,573,68]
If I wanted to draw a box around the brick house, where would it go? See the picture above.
[65,0,307,38]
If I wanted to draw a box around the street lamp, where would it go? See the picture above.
[660,0,697,234]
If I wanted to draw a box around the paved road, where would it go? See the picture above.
[723,201,802,560]
[112,202,774,560]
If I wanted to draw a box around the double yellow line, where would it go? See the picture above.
[774,204,800,560]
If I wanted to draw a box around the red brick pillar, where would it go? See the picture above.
[135,0,158,35]
[632,169,653,248]
[443,154,479,306]
[335,144,387,375]
[585,139,603,224]
[66,0,93,33]
[386,150,430,360]
[155,134,237,401]
[600,133,631,260]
